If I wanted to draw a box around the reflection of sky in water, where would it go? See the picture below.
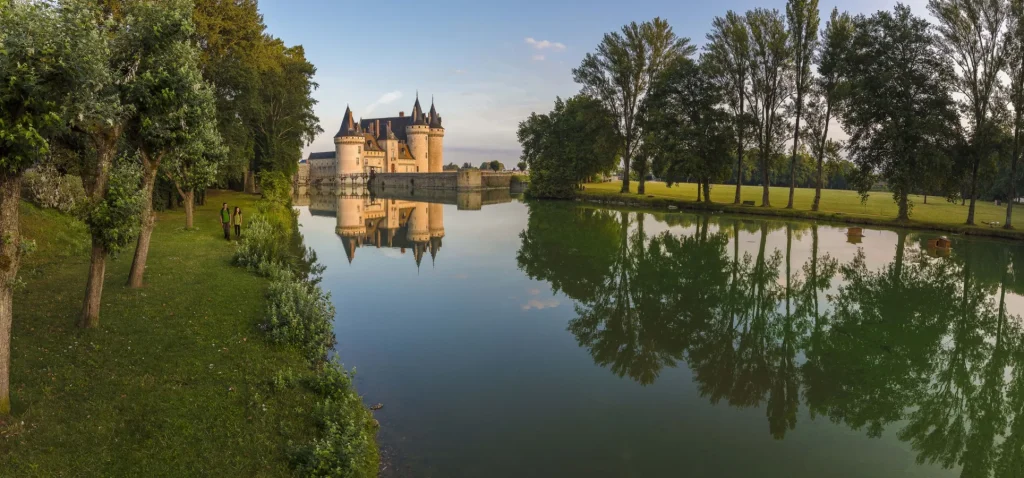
[295,196,1024,478]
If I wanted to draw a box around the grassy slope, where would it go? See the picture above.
[582,181,1024,238]
[2,190,319,476]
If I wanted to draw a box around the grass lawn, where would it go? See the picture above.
[1,190,322,476]
[583,181,1024,235]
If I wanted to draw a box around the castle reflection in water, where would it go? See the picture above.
[295,186,514,266]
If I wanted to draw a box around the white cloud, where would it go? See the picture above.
[525,37,566,52]
[364,90,403,115]
[532,54,545,61]
[454,69,467,74]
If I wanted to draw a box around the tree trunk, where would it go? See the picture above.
[636,157,646,195]
[787,92,802,209]
[80,239,107,328]
[812,100,832,212]
[703,180,711,204]
[244,167,257,194]
[967,154,980,225]
[696,180,702,202]
[128,153,162,288]
[898,193,910,221]
[734,93,745,204]
[1006,127,1020,229]
[0,175,22,415]
[80,130,118,328]
[167,187,175,210]
[760,152,771,207]
[924,194,928,204]
[620,150,631,194]
[174,181,195,229]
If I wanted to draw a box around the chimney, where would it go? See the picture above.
[399,111,405,117]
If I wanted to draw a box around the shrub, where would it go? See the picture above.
[259,170,291,206]
[22,165,86,213]
[81,157,145,254]
[264,268,337,363]
[291,360,379,478]
[233,213,286,272]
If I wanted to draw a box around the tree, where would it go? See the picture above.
[1006,0,1024,228]
[808,8,854,211]
[573,18,694,195]
[164,109,224,229]
[747,8,792,207]
[249,41,321,190]
[489,161,504,171]
[645,57,734,202]
[785,0,820,209]
[517,95,618,198]
[125,0,219,288]
[929,0,1010,225]
[461,162,472,169]
[0,0,102,415]
[705,11,751,205]
[841,5,960,220]
[517,161,527,172]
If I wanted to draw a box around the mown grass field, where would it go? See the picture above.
[583,181,1024,235]
[1,190,321,476]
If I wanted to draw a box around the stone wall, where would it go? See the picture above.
[480,172,512,189]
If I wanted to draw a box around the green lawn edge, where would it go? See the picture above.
[578,186,1024,241]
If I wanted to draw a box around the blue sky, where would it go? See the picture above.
[259,0,928,164]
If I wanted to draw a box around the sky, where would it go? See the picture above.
[259,0,930,165]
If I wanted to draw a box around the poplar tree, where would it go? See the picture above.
[704,11,752,204]
[929,0,1009,225]
[746,8,792,207]
[574,18,694,195]
[1006,0,1024,228]
[785,0,819,209]
[808,9,854,211]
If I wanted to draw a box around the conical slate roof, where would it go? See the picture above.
[411,94,427,126]
[428,99,443,129]
[334,105,360,138]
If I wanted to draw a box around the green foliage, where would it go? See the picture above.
[292,359,379,478]
[573,18,695,192]
[747,7,792,205]
[259,171,292,205]
[264,265,337,363]
[21,166,86,213]
[81,156,145,253]
[841,5,961,219]
[518,95,619,198]
[644,57,734,199]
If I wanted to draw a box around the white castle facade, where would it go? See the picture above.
[304,95,445,180]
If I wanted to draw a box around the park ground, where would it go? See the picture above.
[0,190,322,476]
[582,181,1024,239]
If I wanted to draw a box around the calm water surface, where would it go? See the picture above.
[296,190,1024,478]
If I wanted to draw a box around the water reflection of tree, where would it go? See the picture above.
[516,202,1024,475]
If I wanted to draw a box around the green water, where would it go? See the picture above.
[297,192,1024,477]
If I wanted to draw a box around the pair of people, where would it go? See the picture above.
[220,203,243,240]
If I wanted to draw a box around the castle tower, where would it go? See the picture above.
[428,202,444,264]
[406,94,430,173]
[428,98,444,173]
[406,202,430,244]
[383,121,399,173]
[334,105,363,178]
[336,194,364,263]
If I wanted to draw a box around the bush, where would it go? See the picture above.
[264,267,337,363]
[22,165,86,213]
[291,360,379,478]
[259,170,291,206]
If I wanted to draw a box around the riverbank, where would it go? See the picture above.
[1,190,371,476]
[580,182,1024,240]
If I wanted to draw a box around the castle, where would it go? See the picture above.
[304,94,445,180]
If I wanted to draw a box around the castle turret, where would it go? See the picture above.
[336,194,364,263]
[428,98,444,173]
[406,202,430,244]
[334,106,363,177]
[383,121,399,173]
[406,95,429,173]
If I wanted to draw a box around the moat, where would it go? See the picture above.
[296,190,1024,478]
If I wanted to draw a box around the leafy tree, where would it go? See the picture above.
[705,11,752,204]
[930,0,1010,225]
[489,161,504,171]
[479,161,491,170]
[517,95,618,198]
[461,162,472,169]
[840,5,960,220]
[164,109,225,229]
[1006,0,1024,228]
[125,0,219,288]
[746,8,792,207]
[516,161,527,171]
[0,0,101,415]
[645,57,733,202]
[573,18,694,194]
[784,0,820,209]
[808,8,854,211]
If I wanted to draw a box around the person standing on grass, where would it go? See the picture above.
[233,206,243,239]
[220,203,231,241]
